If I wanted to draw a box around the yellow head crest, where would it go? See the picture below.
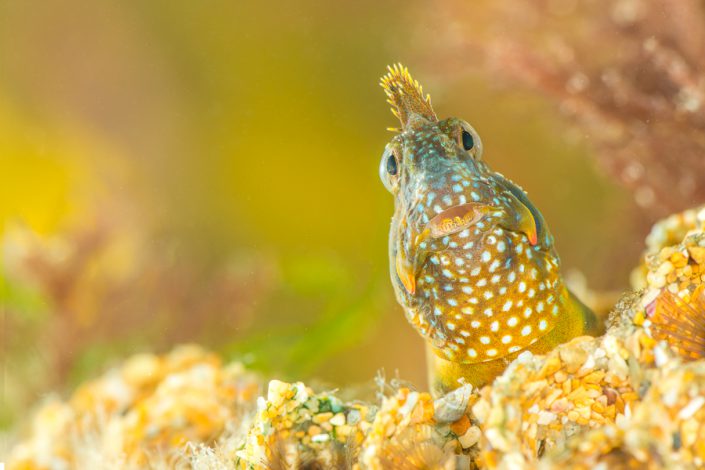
[380,63,437,131]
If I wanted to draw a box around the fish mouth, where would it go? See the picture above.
[423,203,497,239]
[423,196,540,248]
[394,199,540,296]
[395,203,495,296]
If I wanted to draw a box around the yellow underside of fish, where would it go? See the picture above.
[426,290,600,396]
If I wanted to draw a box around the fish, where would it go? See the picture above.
[378,64,599,394]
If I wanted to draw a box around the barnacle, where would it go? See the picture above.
[628,205,705,361]
[359,387,462,470]
[632,205,705,290]
[648,287,705,361]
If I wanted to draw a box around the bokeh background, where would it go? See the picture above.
[7,0,699,433]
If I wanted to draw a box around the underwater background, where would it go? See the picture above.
[2,0,695,434]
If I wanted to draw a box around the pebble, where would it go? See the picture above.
[330,413,346,427]
[678,396,705,420]
[458,426,481,448]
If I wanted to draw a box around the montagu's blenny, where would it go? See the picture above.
[378,64,599,395]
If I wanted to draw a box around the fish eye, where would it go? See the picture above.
[459,121,483,160]
[461,130,474,151]
[379,146,400,193]
[386,152,398,175]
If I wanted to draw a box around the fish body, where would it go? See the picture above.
[378,64,598,394]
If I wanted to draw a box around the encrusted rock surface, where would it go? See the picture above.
[7,345,261,469]
[8,206,705,469]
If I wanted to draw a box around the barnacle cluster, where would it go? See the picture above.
[232,380,478,469]
[236,380,372,468]
[8,206,705,469]
[632,205,705,361]
[471,333,643,466]
[542,360,705,469]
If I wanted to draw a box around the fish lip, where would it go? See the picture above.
[420,202,497,241]
[418,198,540,249]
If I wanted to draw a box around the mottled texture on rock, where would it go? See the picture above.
[9,206,705,469]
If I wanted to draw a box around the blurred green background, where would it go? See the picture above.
[0,0,636,430]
